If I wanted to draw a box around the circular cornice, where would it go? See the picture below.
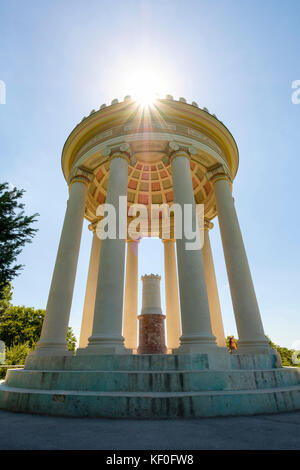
[60,97,239,228]
[61,97,239,182]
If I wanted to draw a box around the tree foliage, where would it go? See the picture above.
[0,183,76,369]
[0,304,44,348]
[0,304,76,352]
[0,342,32,379]
[266,336,298,367]
[226,335,299,367]
[0,282,13,316]
[0,182,39,297]
[226,335,238,347]
[0,283,77,354]
[5,342,32,365]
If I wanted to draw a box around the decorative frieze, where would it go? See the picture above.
[187,128,223,155]
[74,122,225,167]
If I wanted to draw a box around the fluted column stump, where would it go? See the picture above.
[138,274,167,355]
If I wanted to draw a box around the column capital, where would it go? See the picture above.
[198,218,214,231]
[102,143,132,164]
[166,141,198,165]
[126,238,141,244]
[206,164,232,185]
[204,218,214,230]
[89,220,104,240]
[88,219,101,232]
[68,166,94,188]
[162,238,176,243]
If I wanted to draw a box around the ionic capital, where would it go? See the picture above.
[88,219,101,232]
[126,238,141,244]
[197,217,213,231]
[68,166,94,188]
[206,164,232,185]
[167,141,198,165]
[204,218,214,230]
[102,143,132,164]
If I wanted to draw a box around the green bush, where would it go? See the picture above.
[0,284,77,352]
[266,336,299,367]
[226,335,299,367]
[5,342,32,364]
[0,342,32,379]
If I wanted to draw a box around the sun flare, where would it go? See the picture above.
[121,64,169,107]
[132,68,160,106]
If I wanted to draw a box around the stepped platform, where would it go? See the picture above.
[0,352,300,418]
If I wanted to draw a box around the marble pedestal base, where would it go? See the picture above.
[137,314,167,354]
[1,352,299,419]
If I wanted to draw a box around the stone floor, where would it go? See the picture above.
[0,409,300,450]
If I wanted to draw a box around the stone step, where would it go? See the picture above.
[24,352,280,372]
[1,382,300,418]
[5,367,300,393]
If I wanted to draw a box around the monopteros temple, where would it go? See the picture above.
[1,96,300,417]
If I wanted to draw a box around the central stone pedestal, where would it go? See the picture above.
[137,274,167,354]
[138,314,167,354]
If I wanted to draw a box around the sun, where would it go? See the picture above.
[110,59,173,108]
[122,65,169,107]
[132,68,160,106]
[136,89,157,106]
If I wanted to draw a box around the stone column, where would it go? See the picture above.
[201,219,226,347]
[162,239,181,350]
[209,167,270,353]
[83,146,130,354]
[123,239,139,350]
[34,168,92,356]
[169,143,218,353]
[78,225,102,349]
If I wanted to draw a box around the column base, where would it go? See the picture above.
[236,339,274,355]
[176,334,219,354]
[30,340,73,357]
[78,334,130,355]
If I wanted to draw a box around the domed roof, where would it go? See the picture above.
[61,96,239,225]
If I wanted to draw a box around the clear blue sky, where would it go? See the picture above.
[0,0,299,348]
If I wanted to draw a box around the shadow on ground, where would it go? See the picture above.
[0,409,300,450]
